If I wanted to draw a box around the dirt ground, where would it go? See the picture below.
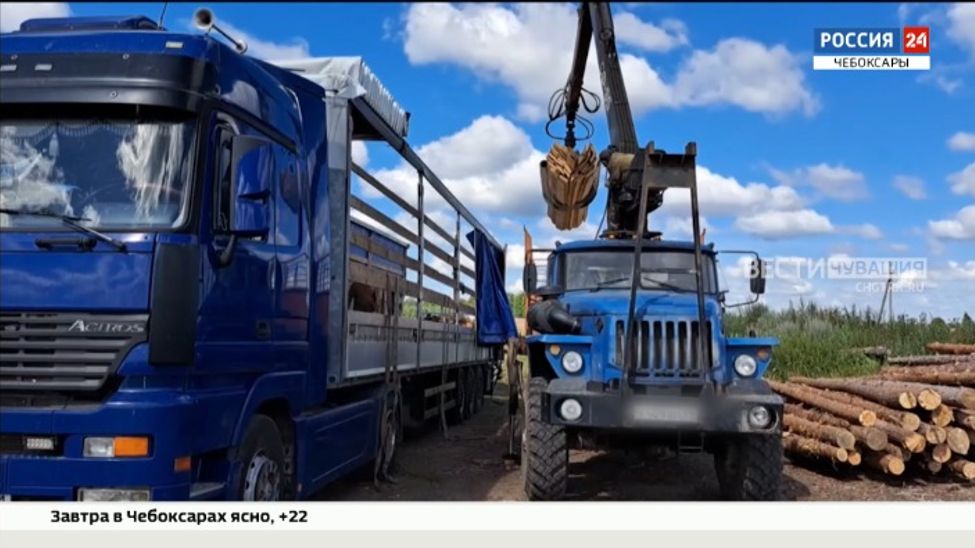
[315,385,975,502]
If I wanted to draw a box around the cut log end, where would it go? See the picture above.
[859,410,877,427]
[931,443,953,464]
[875,454,905,475]
[925,459,943,475]
[948,459,975,480]
[946,427,971,455]
[846,451,862,466]
[917,389,942,411]
[904,433,927,454]
[899,413,922,432]
[930,405,954,427]
[898,392,918,410]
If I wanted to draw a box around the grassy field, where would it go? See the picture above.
[725,302,975,380]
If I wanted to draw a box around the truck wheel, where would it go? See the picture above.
[714,434,782,501]
[375,396,400,481]
[472,365,485,415]
[522,377,568,500]
[235,416,286,501]
[447,368,467,424]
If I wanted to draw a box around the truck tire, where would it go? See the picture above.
[235,415,286,501]
[472,365,485,415]
[522,377,568,500]
[375,395,400,482]
[714,434,782,501]
[447,367,467,424]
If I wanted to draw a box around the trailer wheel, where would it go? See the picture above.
[235,416,285,501]
[522,377,568,501]
[447,367,467,424]
[375,395,400,482]
[714,434,782,501]
[472,365,485,415]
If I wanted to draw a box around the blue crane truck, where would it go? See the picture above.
[0,11,515,501]
[515,2,784,500]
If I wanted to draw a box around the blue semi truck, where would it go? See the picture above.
[515,2,784,500]
[0,11,514,501]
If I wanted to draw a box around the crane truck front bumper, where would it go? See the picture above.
[542,378,782,434]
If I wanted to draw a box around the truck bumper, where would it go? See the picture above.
[544,378,782,434]
[0,394,219,501]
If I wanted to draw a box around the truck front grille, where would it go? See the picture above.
[616,319,714,378]
[0,312,147,393]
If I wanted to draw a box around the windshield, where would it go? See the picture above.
[0,116,195,230]
[563,250,718,292]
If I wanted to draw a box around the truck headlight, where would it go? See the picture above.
[559,398,583,421]
[748,406,772,429]
[83,436,150,458]
[734,354,757,377]
[561,351,584,374]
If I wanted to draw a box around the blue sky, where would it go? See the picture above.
[3,2,973,318]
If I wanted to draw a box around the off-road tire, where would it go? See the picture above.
[714,434,782,501]
[234,415,286,501]
[522,377,568,501]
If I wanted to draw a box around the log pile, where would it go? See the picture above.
[769,353,975,482]
[539,143,599,230]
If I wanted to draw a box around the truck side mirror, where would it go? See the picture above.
[229,135,272,238]
[750,258,766,295]
[523,263,538,294]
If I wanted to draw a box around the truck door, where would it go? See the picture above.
[198,117,277,371]
[271,146,310,368]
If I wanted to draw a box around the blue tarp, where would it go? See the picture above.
[466,229,517,345]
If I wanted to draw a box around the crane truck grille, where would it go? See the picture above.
[616,319,715,379]
[0,312,147,394]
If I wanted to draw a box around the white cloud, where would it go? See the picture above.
[948,162,975,196]
[672,38,819,117]
[0,2,70,32]
[948,131,975,152]
[351,141,369,167]
[401,4,815,121]
[771,163,868,202]
[928,204,975,240]
[506,243,526,270]
[734,209,834,239]
[842,223,883,240]
[614,12,688,52]
[661,215,712,240]
[659,165,804,217]
[365,115,546,218]
[197,20,310,60]
[947,3,975,59]
[892,175,927,200]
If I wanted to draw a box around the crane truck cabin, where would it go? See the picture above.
[0,11,514,501]
[517,1,783,501]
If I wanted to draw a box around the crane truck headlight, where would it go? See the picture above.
[560,398,583,421]
[734,354,758,377]
[561,351,584,374]
[748,406,772,429]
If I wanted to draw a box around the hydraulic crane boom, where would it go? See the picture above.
[545,1,665,237]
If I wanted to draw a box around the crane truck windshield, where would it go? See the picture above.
[0,115,194,230]
[563,250,717,293]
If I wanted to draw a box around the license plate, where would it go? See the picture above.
[628,400,700,424]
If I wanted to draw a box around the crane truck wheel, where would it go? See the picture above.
[235,415,286,501]
[522,377,568,501]
[713,434,783,501]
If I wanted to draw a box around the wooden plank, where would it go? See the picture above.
[348,261,474,314]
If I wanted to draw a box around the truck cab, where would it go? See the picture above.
[521,238,783,500]
[0,14,510,501]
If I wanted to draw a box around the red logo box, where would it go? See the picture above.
[903,26,929,54]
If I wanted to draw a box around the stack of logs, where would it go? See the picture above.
[770,348,975,482]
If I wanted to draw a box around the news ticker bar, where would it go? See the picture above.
[813,55,931,71]
[0,502,972,531]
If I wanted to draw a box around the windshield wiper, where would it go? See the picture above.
[592,276,631,290]
[0,207,127,252]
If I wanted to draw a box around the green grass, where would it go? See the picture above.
[725,302,975,380]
